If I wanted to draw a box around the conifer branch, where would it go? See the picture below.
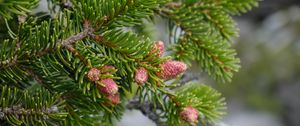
[0,0,258,125]
[61,25,94,66]
[0,39,21,68]
[0,21,94,69]
[0,55,18,68]
[0,105,59,120]
[89,34,117,48]
[61,27,93,46]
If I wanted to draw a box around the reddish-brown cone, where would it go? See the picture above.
[149,41,165,57]
[107,93,120,105]
[158,60,187,80]
[87,68,101,81]
[98,78,118,95]
[135,67,148,85]
[180,106,199,126]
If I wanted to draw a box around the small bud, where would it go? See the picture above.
[149,41,165,57]
[135,67,148,85]
[87,68,101,81]
[107,93,120,105]
[98,78,118,95]
[180,106,199,126]
[158,60,187,80]
[155,41,165,57]
[101,65,115,73]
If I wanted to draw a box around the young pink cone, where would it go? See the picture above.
[158,60,187,80]
[149,41,165,57]
[180,106,199,126]
[154,41,164,57]
[98,78,118,95]
[87,68,101,81]
[135,67,148,85]
[107,93,120,105]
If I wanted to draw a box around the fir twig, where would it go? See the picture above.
[89,33,117,48]
[0,105,59,120]
[0,21,94,69]
[61,27,94,46]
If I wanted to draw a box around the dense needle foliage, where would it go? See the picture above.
[0,0,258,125]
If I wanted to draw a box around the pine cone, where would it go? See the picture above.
[107,93,120,105]
[98,78,118,95]
[180,106,199,126]
[87,68,101,81]
[149,41,165,57]
[135,67,148,85]
[158,60,187,80]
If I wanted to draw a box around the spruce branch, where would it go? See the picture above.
[0,0,259,125]
[61,23,94,46]
[158,2,242,82]
[0,20,94,69]
[61,23,94,66]
[0,54,18,68]
[0,105,59,120]
[89,33,117,48]
[0,38,20,68]
[0,86,67,125]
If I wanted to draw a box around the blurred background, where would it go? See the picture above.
[34,0,300,126]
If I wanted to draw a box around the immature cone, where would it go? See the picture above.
[107,93,120,105]
[134,67,148,85]
[87,68,101,81]
[101,65,115,73]
[158,60,187,80]
[180,106,199,126]
[155,41,164,57]
[149,41,165,57]
[98,78,118,95]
